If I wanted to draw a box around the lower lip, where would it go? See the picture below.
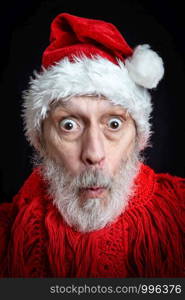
[80,187,106,198]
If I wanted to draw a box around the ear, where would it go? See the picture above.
[32,134,46,157]
[126,121,138,160]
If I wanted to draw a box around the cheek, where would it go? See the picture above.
[121,130,136,157]
[106,126,136,173]
[58,146,81,173]
[44,127,82,173]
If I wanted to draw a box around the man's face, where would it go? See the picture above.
[40,96,139,232]
[42,96,136,198]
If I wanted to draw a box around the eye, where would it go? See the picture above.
[107,118,122,130]
[59,119,78,131]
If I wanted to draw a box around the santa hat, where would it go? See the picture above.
[23,13,164,150]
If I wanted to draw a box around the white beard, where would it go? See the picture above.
[41,149,141,233]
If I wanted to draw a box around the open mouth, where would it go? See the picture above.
[80,186,107,197]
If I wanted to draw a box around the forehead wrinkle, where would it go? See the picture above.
[50,96,128,120]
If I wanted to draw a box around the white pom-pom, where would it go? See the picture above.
[125,44,164,89]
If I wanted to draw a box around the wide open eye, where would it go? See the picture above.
[59,119,78,131]
[107,118,122,130]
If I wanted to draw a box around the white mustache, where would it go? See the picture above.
[68,168,112,190]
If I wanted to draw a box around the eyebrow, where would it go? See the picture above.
[51,108,129,123]
[49,96,130,121]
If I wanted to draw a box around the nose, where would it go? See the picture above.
[81,126,105,168]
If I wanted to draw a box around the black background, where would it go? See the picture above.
[0,0,185,203]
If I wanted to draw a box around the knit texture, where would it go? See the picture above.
[0,164,184,277]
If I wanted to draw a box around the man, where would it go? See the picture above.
[0,13,184,277]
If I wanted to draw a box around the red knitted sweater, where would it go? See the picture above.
[0,164,184,277]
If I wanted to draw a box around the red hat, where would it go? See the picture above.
[23,13,164,150]
[42,13,133,68]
